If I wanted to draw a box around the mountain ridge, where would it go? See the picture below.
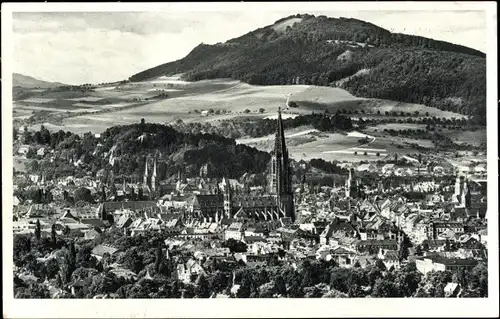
[130,13,486,125]
[13,73,66,89]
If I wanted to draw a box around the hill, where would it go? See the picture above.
[13,73,66,89]
[130,14,486,125]
[19,121,271,180]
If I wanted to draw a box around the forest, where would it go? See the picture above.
[130,14,486,125]
[14,228,488,299]
[172,113,353,139]
[17,121,271,181]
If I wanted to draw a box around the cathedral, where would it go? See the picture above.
[189,107,296,223]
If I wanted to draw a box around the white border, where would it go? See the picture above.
[2,2,498,318]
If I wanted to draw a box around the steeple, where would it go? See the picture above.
[272,107,295,222]
[274,107,291,195]
[151,155,158,192]
[144,157,149,186]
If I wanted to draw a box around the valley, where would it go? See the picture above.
[13,74,482,162]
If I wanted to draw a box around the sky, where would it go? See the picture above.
[11,9,488,85]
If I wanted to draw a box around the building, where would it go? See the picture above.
[414,255,478,275]
[428,221,464,240]
[187,108,295,223]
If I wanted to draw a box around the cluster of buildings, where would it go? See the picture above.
[13,108,488,296]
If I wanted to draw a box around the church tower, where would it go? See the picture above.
[151,155,158,193]
[273,107,295,222]
[222,177,233,218]
[345,169,352,198]
[143,157,149,186]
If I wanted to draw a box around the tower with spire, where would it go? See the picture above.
[143,156,149,186]
[151,154,158,194]
[271,107,295,222]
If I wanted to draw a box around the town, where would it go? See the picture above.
[12,107,488,299]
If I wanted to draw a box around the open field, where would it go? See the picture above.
[237,126,429,162]
[42,78,464,134]
[364,123,427,132]
[15,77,469,163]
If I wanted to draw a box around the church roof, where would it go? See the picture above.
[233,195,278,208]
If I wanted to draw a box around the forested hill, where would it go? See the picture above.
[130,14,486,125]
[20,122,271,180]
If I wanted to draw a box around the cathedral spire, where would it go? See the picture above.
[144,157,149,185]
[151,155,158,193]
[272,107,295,222]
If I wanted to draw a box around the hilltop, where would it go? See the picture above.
[13,73,66,89]
[130,14,486,125]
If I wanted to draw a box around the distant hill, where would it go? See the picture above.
[13,73,66,89]
[130,14,486,125]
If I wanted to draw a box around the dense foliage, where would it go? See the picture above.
[130,14,486,125]
[19,122,271,180]
[14,230,488,299]
[173,113,352,139]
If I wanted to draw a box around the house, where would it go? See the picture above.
[381,164,396,175]
[355,239,398,254]
[377,248,401,270]
[394,167,414,177]
[444,282,460,297]
[176,258,207,283]
[428,221,464,240]
[433,166,445,175]
[56,222,90,237]
[356,164,377,173]
[17,145,30,155]
[414,256,478,275]
[13,220,37,234]
[329,246,358,267]
[473,164,487,174]
[225,222,244,241]
[37,148,46,157]
[478,228,487,245]
[319,221,357,245]
[91,245,119,261]
[115,215,133,229]
[84,228,102,240]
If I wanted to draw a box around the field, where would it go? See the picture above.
[13,76,473,159]
[237,126,432,162]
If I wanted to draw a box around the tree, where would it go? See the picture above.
[26,147,36,159]
[237,275,253,298]
[398,235,410,262]
[208,271,229,294]
[154,244,163,274]
[74,187,93,203]
[34,219,41,242]
[467,262,488,297]
[415,245,423,256]
[51,224,57,246]
[395,263,421,297]
[371,278,400,297]
[124,248,144,274]
[140,118,146,134]
[375,259,387,271]
[259,108,265,113]
[274,275,287,297]
[195,274,210,298]
[244,109,251,114]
